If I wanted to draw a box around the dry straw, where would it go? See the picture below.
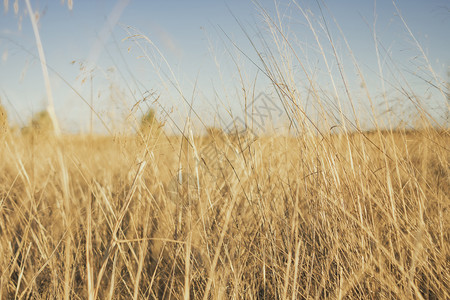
[0,1,448,299]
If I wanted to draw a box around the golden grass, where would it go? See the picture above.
[2,1,448,298]
[0,127,448,299]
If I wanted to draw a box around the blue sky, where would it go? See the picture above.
[0,0,448,133]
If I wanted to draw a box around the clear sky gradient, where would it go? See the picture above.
[0,0,448,133]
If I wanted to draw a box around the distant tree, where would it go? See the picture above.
[32,110,54,132]
[22,110,54,135]
[0,103,8,134]
[140,108,162,135]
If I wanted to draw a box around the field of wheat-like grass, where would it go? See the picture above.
[1,1,449,298]
[0,127,448,299]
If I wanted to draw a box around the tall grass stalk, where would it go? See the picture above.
[24,0,60,136]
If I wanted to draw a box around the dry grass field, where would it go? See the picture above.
[0,125,448,299]
[1,1,449,299]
